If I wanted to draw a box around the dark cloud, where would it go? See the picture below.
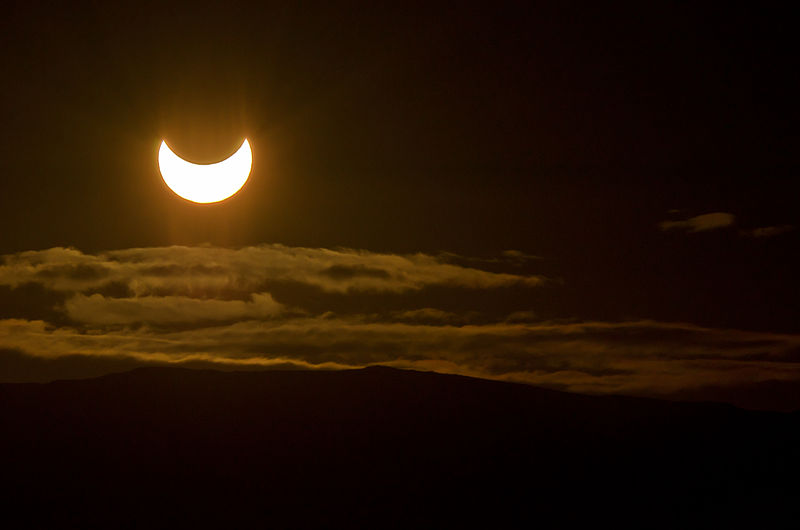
[82,281,135,298]
[500,250,541,264]
[659,212,735,233]
[34,263,111,281]
[321,265,392,281]
[140,264,229,276]
[64,293,283,325]
[740,225,795,238]
[436,250,541,270]
[390,308,464,324]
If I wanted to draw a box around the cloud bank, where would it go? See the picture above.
[1,244,799,409]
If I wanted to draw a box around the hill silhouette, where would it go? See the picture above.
[1,366,798,527]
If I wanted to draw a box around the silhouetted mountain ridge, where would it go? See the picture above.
[1,366,798,528]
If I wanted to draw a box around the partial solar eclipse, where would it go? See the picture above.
[158,139,252,203]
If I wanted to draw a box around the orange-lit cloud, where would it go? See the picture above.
[64,293,283,325]
[1,245,799,409]
[0,245,544,295]
[2,314,799,403]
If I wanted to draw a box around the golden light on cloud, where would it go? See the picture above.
[158,139,252,203]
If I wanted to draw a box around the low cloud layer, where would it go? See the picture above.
[2,317,798,402]
[659,212,735,233]
[2,245,799,409]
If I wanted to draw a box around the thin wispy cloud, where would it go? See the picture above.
[740,225,795,238]
[659,212,735,233]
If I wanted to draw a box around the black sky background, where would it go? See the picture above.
[1,1,798,333]
[5,7,800,523]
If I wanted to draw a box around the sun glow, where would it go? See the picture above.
[158,139,252,203]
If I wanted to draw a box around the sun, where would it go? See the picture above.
[158,139,252,203]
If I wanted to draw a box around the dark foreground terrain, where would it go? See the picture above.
[1,366,798,528]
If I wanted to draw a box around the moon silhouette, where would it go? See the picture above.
[158,139,252,203]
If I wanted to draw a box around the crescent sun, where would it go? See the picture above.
[158,139,252,203]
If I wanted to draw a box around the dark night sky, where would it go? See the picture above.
[1,2,798,403]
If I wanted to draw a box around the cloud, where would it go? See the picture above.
[2,316,799,404]
[659,212,735,233]
[2,244,800,410]
[391,308,462,324]
[740,225,795,238]
[64,293,283,325]
[0,244,545,296]
[437,249,540,267]
[500,249,541,263]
